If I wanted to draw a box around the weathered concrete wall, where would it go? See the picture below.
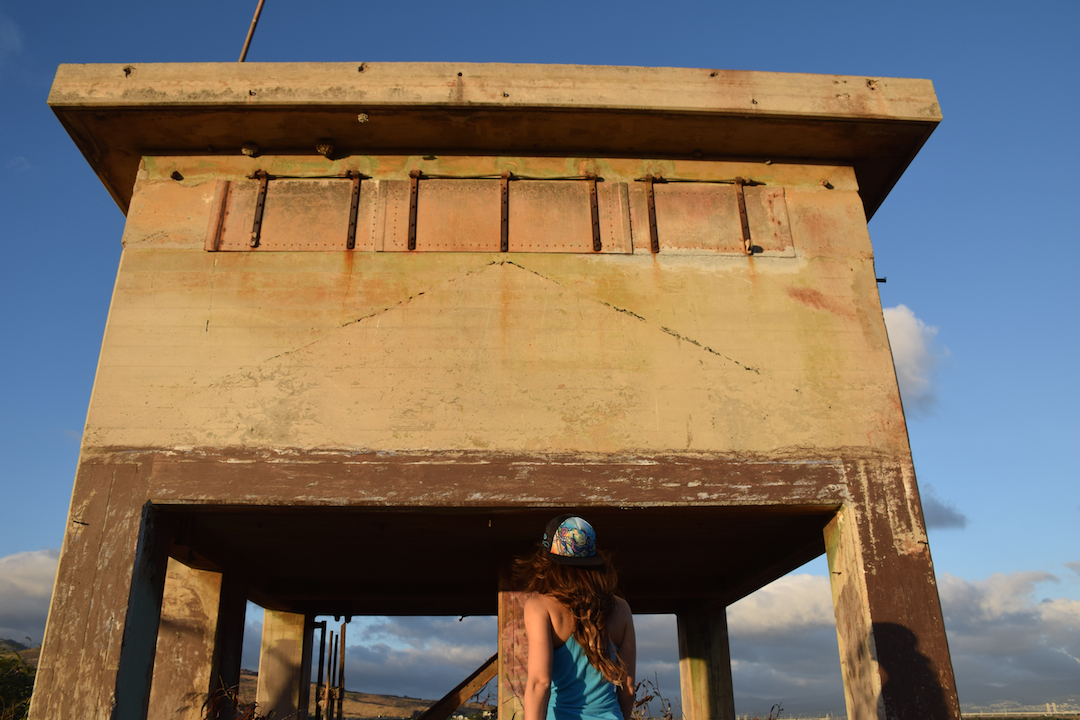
[85,155,903,459]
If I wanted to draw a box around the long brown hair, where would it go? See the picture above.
[513,545,627,685]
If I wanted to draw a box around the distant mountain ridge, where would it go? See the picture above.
[0,638,40,667]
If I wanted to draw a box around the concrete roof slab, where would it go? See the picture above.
[49,62,940,217]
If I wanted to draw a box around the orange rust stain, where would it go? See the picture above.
[787,286,853,317]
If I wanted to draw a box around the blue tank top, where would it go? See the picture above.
[547,635,623,720]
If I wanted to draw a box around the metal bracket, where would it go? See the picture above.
[500,172,511,252]
[586,173,602,252]
[644,174,662,254]
[408,170,421,251]
[249,170,269,248]
[734,176,754,255]
[346,171,362,250]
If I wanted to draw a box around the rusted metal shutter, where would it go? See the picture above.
[206,170,786,256]
[628,180,794,256]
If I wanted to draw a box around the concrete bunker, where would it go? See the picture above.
[36,62,959,720]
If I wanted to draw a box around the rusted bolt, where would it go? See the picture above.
[876,277,887,284]
[241,142,259,157]
[170,171,183,181]
[819,179,834,189]
[357,113,369,123]
[315,138,335,157]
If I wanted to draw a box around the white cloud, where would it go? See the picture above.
[336,615,497,699]
[883,304,947,417]
[727,574,845,716]
[5,156,30,174]
[0,548,59,644]
[728,574,835,635]
[937,571,1080,706]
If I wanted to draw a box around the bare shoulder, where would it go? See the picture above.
[524,592,561,620]
[524,592,547,617]
[609,595,634,642]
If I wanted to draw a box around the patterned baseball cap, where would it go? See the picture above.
[542,515,604,566]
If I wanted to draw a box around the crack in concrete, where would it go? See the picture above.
[500,260,760,373]
[262,261,497,363]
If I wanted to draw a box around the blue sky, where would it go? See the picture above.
[1,1,1078,716]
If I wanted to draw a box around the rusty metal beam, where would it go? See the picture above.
[249,170,268,248]
[346,171,361,250]
[500,172,510,252]
[587,173,601,252]
[734,177,753,255]
[408,170,421,251]
[644,174,660,254]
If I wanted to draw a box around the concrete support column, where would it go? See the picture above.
[825,459,962,720]
[256,609,311,720]
[147,560,248,720]
[148,559,223,720]
[30,466,171,720]
[210,572,248,700]
[497,568,527,720]
[677,604,736,720]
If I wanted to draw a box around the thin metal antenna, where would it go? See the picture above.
[238,0,266,62]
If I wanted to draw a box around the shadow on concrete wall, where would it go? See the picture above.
[874,622,949,720]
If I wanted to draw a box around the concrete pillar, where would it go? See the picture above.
[30,466,171,720]
[825,461,961,720]
[497,568,527,720]
[147,560,247,720]
[209,572,248,701]
[677,604,736,720]
[148,559,222,720]
[256,609,311,720]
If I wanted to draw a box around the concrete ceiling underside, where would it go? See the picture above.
[166,505,836,617]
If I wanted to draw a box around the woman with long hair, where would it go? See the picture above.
[514,515,636,720]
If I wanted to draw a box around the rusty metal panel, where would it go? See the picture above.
[744,186,794,256]
[507,181,594,253]
[646,183,794,256]
[414,179,502,252]
[216,178,366,251]
[598,181,633,254]
[375,180,411,251]
[626,183,654,253]
[350,177,380,252]
[258,179,352,250]
[216,179,257,250]
[653,183,743,254]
